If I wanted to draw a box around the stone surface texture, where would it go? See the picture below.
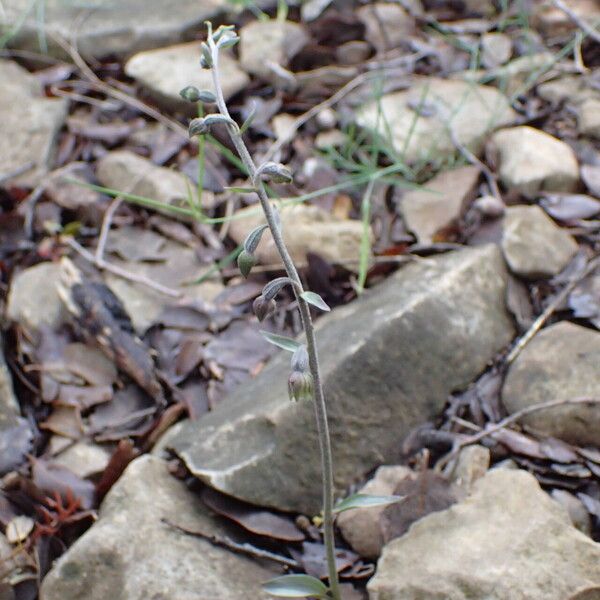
[490,126,579,195]
[501,205,578,278]
[337,466,413,560]
[400,165,480,243]
[125,43,249,113]
[95,151,210,220]
[356,3,415,53]
[40,456,276,600]
[368,469,600,600]
[228,202,366,267]
[0,60,67,187]
[239,19,308,80]
[1,0,224,59]
[357,77,515,164]
[502,321,600,446]
[167,245,515,514]
[481,33,512,69]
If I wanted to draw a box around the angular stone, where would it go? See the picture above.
[337,466,413,560]
[227,202,366,268]
[552,489,592,536]
[239,20,308,80]
[95,151,212,220]
[501,205,578,278]
[0,60,67,187]
[167,245,515,514]
[367,469,600,600]
[1,0,224,60]
[357,3,415,53]
[485,52,556,96]
[52,440,111,479]
[40,456,276,600]
[577,98,600,139]
[481,33,512,69]
[400,165,480,243]
[450,445,490,495]
[502,321,600,446]
[490,126,579,195]
[356,77,515,164]
[6,262,68,333]
[125,43,249,114]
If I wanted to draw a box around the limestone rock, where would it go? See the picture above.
[1,0,224,59]
[502,321,600,446]
[450,445,490,495]
[227,202,366,268]
[552,489,592,536]
[486,52,556,96]
[337,466,413,560]
[167,245,515,514]
[6,262,67,333]
[95,151,212,220]
[368,469,600,600]
[239,20,308,80]
[357,3,415,53]
[400,165,480,243]
[356,77,515,164]
[577,98,600,139]
[481,33,512,69]
[52,441,112,479]
[0,60,67,187]
[501,205,578,278]
[125,43,249,114]
[490,126,579,195]
[40,455,276,600]
[533,0,600,38]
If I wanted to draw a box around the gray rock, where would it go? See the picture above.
[367,469,600,600]
[52,440,112,479]
[577,98,600,139]
[167,245,515,514]
[6,262,67,333]
[40,455,276,600]
[356,77,515,164]
[400,165,480,243]
[95,150,212,219]
[337,466,413,560]
[533,0,599,38]
[489,126,579,195]
[0,60,67,187]
[1,0,225,60]
[501,205,578,278]
[502,321,600,446]
[356,3,415,53]
[227,202,366,268]
[125,43,249,114]
[486,52,556,96]
[552,489,592,536]
[239,20,308,80]
[480,33,512,69]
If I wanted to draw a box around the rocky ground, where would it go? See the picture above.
[1,0,600,599]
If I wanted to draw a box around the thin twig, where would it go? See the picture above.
[551,0,600,44]
[162,519,300,569]
[438,397,600,471]
[506,254,600,365]
[95,197,123,264]
[65,238,182,298]
[0,162,35,186]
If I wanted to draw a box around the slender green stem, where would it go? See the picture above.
[207,30,342,600]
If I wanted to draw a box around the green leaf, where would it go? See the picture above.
[300,291,330,312]
[244,224,269,254]
[223,186,258,194]
[239,101,257,134]
[333,493,404,514]
[260,331,301,352]
[263,574,330,598]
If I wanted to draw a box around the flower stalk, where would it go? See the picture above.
[198,22,342,600]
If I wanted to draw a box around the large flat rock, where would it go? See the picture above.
[0,60,67,187]
[167,245,515,514]
[40,456,276,600]
[368,469,600,599]
[356,77,516,164]
[1,0,224,60]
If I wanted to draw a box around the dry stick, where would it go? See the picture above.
[207,33,341,600]
[439,397,600,471]
[506,254,600,365]
[162,519,301,569]
[551,0,600,44]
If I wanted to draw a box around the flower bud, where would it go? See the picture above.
[256,162,293,184]
[180,86,202,102]
[237,250,257,278]
[200,42,213,69]
[253,294,276,321]
[189,117,210,136]
[288,370,314,402]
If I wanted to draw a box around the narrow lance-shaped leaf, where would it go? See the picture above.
[263,277,295,301]
[260,331,301,352]
[244,224,269,254]
[300,291,331,312]
[263,574,330,598]
[333,493,405,514]
[239,100,257,134]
